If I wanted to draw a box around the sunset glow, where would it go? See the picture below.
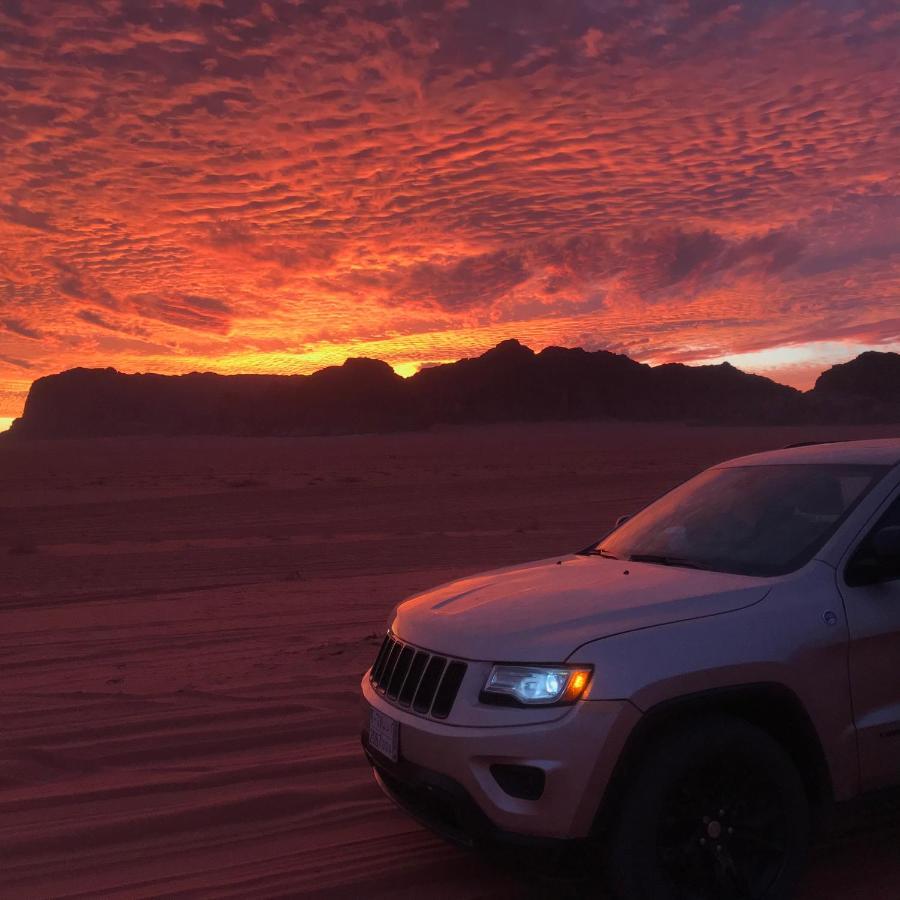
[1,1,898,418]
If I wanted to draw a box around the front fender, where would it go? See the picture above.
[568,563,859,800]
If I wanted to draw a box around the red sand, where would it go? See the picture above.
[1,423,898,898]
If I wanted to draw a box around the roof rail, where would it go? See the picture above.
[782,439,846,449]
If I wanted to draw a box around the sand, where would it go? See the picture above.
[1,422,898,898]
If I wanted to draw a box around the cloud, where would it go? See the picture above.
[53,260,119,309]
[399,249,531,311]
[0,202,56,232]
[0,354,36,370]
[75,309,148,337]
[0,0,897,413]
[130,293,233,332]
[1,318,44,340]
[615,227,807,298]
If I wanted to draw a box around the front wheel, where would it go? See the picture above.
[606,716,809,900]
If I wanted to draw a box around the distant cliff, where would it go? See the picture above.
[7,341,900,438]
[809,351,900,422]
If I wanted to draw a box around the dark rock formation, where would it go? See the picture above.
[6,342,899,439]
[807,351,900,424]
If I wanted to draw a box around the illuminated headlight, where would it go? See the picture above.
[483,664,592,706]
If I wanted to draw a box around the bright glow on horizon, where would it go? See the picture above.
[687,341,899,390]
[392,362,421,379]
[0,417,14,433]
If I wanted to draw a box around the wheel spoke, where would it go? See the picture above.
[719,850,754,900]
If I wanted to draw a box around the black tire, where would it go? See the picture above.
[606,716,809,900]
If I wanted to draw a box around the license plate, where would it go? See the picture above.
[368,707,399,763]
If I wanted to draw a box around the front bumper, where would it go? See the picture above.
[361,673,639,841]
[363,742,567,850]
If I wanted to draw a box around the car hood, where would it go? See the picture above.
[390,554,771,661]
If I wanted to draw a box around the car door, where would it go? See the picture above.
[838,488,900,792]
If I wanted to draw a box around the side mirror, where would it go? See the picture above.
[872,525,900,564]
[847,525,900,586]
[615,514,632,529]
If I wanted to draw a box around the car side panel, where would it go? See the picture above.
[837,484,900,792]
[571,562,859,800]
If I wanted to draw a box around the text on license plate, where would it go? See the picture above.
[368,707,399,763]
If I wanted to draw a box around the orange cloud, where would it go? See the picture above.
[0,0,898,417]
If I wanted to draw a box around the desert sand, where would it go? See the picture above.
[1,422,898,898]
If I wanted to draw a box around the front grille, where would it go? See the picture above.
[369,634,467,719]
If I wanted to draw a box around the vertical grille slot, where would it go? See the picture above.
[377,640,402,691]
[398,650,428,706]
[387,645,414,699]
[412,655,447,714]
[370,635,393,685]
[431,661,468,718]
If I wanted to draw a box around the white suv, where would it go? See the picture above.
[360,439,900,900]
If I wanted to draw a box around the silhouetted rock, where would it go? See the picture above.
[10,358,414,438]
[7,344,899,439]
[647,361,806,423]
[808,351,900,423]
[812,351,900,403]
[408,343,803,424]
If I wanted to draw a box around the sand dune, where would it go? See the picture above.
[1,423,898,898]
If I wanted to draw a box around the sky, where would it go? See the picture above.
[1,0,898,422]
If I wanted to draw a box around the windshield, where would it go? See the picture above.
[595,463,888,577]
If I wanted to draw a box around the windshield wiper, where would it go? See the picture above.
[627,553,711,570]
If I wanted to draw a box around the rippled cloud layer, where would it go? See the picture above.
[1,0,898,415]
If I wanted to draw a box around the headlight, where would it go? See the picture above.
[482,664,592,706]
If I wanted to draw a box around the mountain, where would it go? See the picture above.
[808,351,900,423]
[406,340,804,424]
[811,351,900,404]
[6,342,899,439]
[10,358,414,438]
